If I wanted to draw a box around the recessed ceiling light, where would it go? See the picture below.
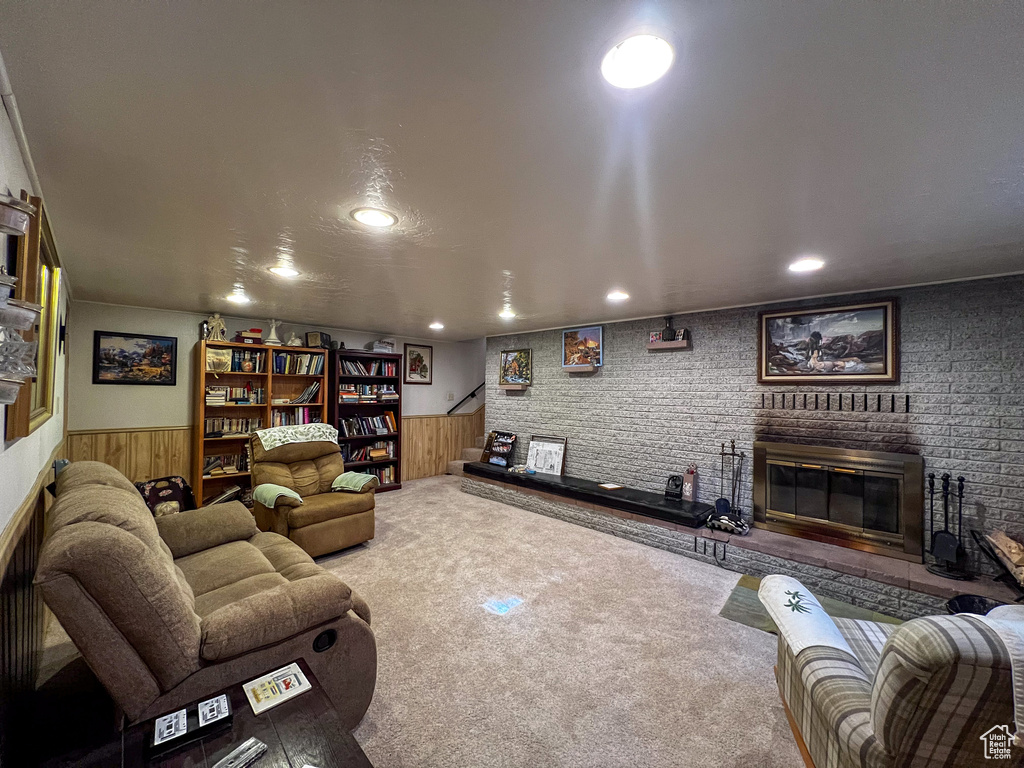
[499,308,516,319]
[269,265,300,278]
[789,257,825,273]
[351,207,398,228]
[607,290,630,301]
[429,322,444,330]
[226,288,250,304]
[601,34,674,89]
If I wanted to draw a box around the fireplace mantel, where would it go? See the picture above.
[753,442,924,562]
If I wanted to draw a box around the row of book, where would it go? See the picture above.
[365,465,396,485]
[227,349,266,373]
[202,452,250,477]
[338,384,398,403]
[286,381,321,404]
[338,412,397,437]
[270,409,323,427]
[342,440,395,462]
[339,359,396,376]
[206,385,265,406]
[274,353,324,375]
[204,417,262,438]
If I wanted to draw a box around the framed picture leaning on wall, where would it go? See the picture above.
[758,298,898,384]
[404,343,432,385]
[92,331,178,385]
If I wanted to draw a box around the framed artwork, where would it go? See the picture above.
[562,326,603,368]
[499,348,532,386]
[526,435,567,475]
[404,343,433,385]
[93,331,178,385]
[758,299,898,384]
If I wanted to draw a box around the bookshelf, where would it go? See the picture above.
[329,349,403,492]
[193,340,329,506]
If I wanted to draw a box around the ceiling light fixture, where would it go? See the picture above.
[601,34,674,89]
[429,322,444,330]
[606,290,630,301]
[788,257,825,273]
[351,207,398,228]
[269,265,300,278]
[499,308,516,319]
[226,287,250,304]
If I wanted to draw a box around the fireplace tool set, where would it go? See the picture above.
[926,472,973,581]
[708,441,749,535]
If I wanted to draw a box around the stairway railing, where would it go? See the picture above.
[447,382,485,416]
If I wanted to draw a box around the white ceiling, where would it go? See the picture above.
[1,1,1023,340]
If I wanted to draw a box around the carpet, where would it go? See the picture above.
[321,476,803,768]
[719,574,903,634]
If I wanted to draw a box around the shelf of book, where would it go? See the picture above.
[330,350,403,492]
[194,340,329,506]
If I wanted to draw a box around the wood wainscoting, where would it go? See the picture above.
[67,426,193,485]
[0,441,64,767]
[402,405,485,481]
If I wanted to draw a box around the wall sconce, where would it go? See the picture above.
[0,195,37,236]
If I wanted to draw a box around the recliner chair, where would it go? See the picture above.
[250,433,375,557]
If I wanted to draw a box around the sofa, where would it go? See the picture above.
[34,461,376,728]
[760,575,1024,768]
[250,432,375,557]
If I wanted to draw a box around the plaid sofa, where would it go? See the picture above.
[769,581,1023,767]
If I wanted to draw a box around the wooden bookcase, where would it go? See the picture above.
[193,340,328,505]
[328,350,402,492]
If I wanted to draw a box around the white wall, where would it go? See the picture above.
[68,301,486,431]
[0,104,68,532]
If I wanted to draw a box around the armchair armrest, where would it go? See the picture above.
[156,501,258,558]
[758,575,853,657]
[199,572,352,660]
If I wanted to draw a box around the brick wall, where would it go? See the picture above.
[485,275,1024,572]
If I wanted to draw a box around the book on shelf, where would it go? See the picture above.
[338,383,397,402]
[273,352,324,376]
[337,411,397,437]
[341,440,395,462]
[289,381,321,404]
[271,408,322,427]
[339,359,397,377]
[204,417,262,438]
[203,452,250,477]
[206,384,264,406]
[364,464,396,485]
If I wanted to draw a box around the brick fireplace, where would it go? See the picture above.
[752,442,924,562]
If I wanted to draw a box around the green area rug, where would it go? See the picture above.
[720,574,902,634]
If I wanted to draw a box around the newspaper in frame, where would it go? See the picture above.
[243,662,311,715]
[526,435,567,475]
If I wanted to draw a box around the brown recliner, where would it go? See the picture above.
[35,461,376,728]
[250,436,375,557]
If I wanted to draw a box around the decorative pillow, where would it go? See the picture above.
[253,483,303,508]
[331,472,380,494]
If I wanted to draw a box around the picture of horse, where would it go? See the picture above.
[93,331,177,385]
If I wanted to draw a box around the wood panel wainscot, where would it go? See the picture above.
[0,441,64,766]
[67,427,193,485]
[402,406,485,481]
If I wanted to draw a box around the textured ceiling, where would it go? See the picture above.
[1,1,1023,340]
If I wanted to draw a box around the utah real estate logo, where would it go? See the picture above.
[981,725,1014,760]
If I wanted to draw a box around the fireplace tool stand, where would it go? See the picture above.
[708,441,748,535]
[926,474,973,581]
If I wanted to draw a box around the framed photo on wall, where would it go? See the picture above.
[499,348,532,386]
[562,326,603,369]
[758,299,898,384]
[92,331,178,385]
[404,343,433,385]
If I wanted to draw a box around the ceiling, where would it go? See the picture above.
[1,1,1023,340]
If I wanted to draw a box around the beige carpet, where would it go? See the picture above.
[321,476,802,768]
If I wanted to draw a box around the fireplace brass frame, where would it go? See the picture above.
[753,442,924,562]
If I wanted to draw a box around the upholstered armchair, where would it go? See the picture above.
[759,575,1023,768]
[250,427,375,557]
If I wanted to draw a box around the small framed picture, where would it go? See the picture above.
[93,331,177,386]
[649,331,662,343]
[562,326,603,369]
[404,343,433,385]
[499,349,532,386]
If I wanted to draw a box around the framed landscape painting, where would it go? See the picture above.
[93,331,177,385]
[562,326,603,369]
[404,343,432,385]
[758,299,898,384]
[499,348,532,386]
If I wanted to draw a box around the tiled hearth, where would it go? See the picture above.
[462,475,1018,619]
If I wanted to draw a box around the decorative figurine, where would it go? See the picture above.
[285,332,303,347]
[206,313,228,341]
[265,319,282,346]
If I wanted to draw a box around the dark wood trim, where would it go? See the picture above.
[757,297,899,385]
[775,666,816,768]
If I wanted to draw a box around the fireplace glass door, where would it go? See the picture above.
[766,460,901,541]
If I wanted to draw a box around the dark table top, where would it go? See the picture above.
[464,462,713,528]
